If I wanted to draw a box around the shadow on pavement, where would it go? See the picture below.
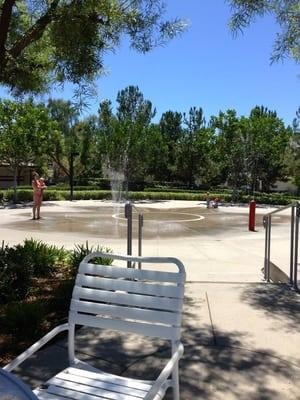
[240,283,300,331]
[14,293,300,399]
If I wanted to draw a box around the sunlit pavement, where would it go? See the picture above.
[2,200,300,398]
[0,199,277,282]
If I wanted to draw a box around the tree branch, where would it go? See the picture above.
[50,154,70,177]
[0,0,16,63]
[9,0,60,59]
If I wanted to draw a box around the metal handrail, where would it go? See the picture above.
[263,201,299,291]
[125,201,144,269]
[263,202,298,217]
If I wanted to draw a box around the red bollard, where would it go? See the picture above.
[249,199,256,231]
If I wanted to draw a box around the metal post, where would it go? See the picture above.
[125,202,132,268]
[267,215,272,282]
[290,205,295,286]
[294,203,300,291]
[263,216,268,281]
[69,152,79,201]
[249,199,256,231]
[138,214,143,269]
[70,153,74,201]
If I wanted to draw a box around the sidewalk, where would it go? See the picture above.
[2,200,300,398]
[13,282,300,399]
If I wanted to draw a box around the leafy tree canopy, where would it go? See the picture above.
[116,85,155,125]
[46,98,80,177]
[0,1,187,94]
[228,0,300,63]
[99,85,156,182]
[0,98,56,197]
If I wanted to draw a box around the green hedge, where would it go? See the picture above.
[144,187,232,194]
[129,191,298,205]
[1,188,299,205]
[17,185,109,191]
[0,189,113,202]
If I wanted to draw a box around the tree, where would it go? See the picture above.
[210,107,291,193]
[246,106,291,191]
[176,107,214,188]
[116,85,155,125]
[210,109,248,190]
[98,99,121,175]
[229,0,300,64]
[0,99,56,200]
[292,106,300,133]
[142,123,168,183]
[46,99,80,183]
[99,86,156,189]
[0,1,187,94]
[76,116,100,181]
[159,110,183,181]
[284,107,300,190]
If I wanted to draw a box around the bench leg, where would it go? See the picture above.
[172,341,180,400]
[172,362,180,400]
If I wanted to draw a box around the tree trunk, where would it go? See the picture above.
[13,166,17,203]
[0,0,16,65]
[17,167,22,185]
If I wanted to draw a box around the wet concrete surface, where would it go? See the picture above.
[4,205,289,240]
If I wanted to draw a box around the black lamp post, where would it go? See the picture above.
[70,151,79,201]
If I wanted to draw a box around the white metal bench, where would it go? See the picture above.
[4,253,186,400]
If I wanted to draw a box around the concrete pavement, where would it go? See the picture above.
[1,200,300,399]
[0,200,274,282]
[13,282,300,399]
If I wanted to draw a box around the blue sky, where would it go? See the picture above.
[1,0,299,126]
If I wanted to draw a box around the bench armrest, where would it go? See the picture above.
[144,341,184,400]
[3,323,69,372]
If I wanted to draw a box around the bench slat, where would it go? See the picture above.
[73,286,182,312]
[70,299,181,326]
[34,391,65,400]
[69,312,181,340]
[47,380,143,400]
[49,373,146,398]
[66,367,152,391]
[79,263,184,284]
[76,274,184,299]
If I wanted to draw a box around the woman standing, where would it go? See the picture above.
[32,172,46,219]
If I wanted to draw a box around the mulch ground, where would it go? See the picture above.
[0,276,73,366]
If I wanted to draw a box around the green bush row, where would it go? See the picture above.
[0,239,112,304]
[129,191,298,205]
[15,185,246,194]
[144,187,232,194]
[1,188,299,205]
[0,189,113,202]
[17,185,109,191]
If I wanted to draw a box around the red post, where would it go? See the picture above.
[249,199,256,231]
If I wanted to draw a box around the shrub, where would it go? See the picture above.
[48,279,75,314]
[128,191,201,201]
[3,187,300,205]
[42,190,66,201]
[1,189,14,202]
[71,190,111,200]
[0,242,33,303]
[22,238,69,277]
[0,239,70,303]
[7,189,112,201]
[145,187,203,194]
[4,301,46,338]
[69,241,113,277]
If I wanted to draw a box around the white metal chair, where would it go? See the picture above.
[4,253,186,400]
